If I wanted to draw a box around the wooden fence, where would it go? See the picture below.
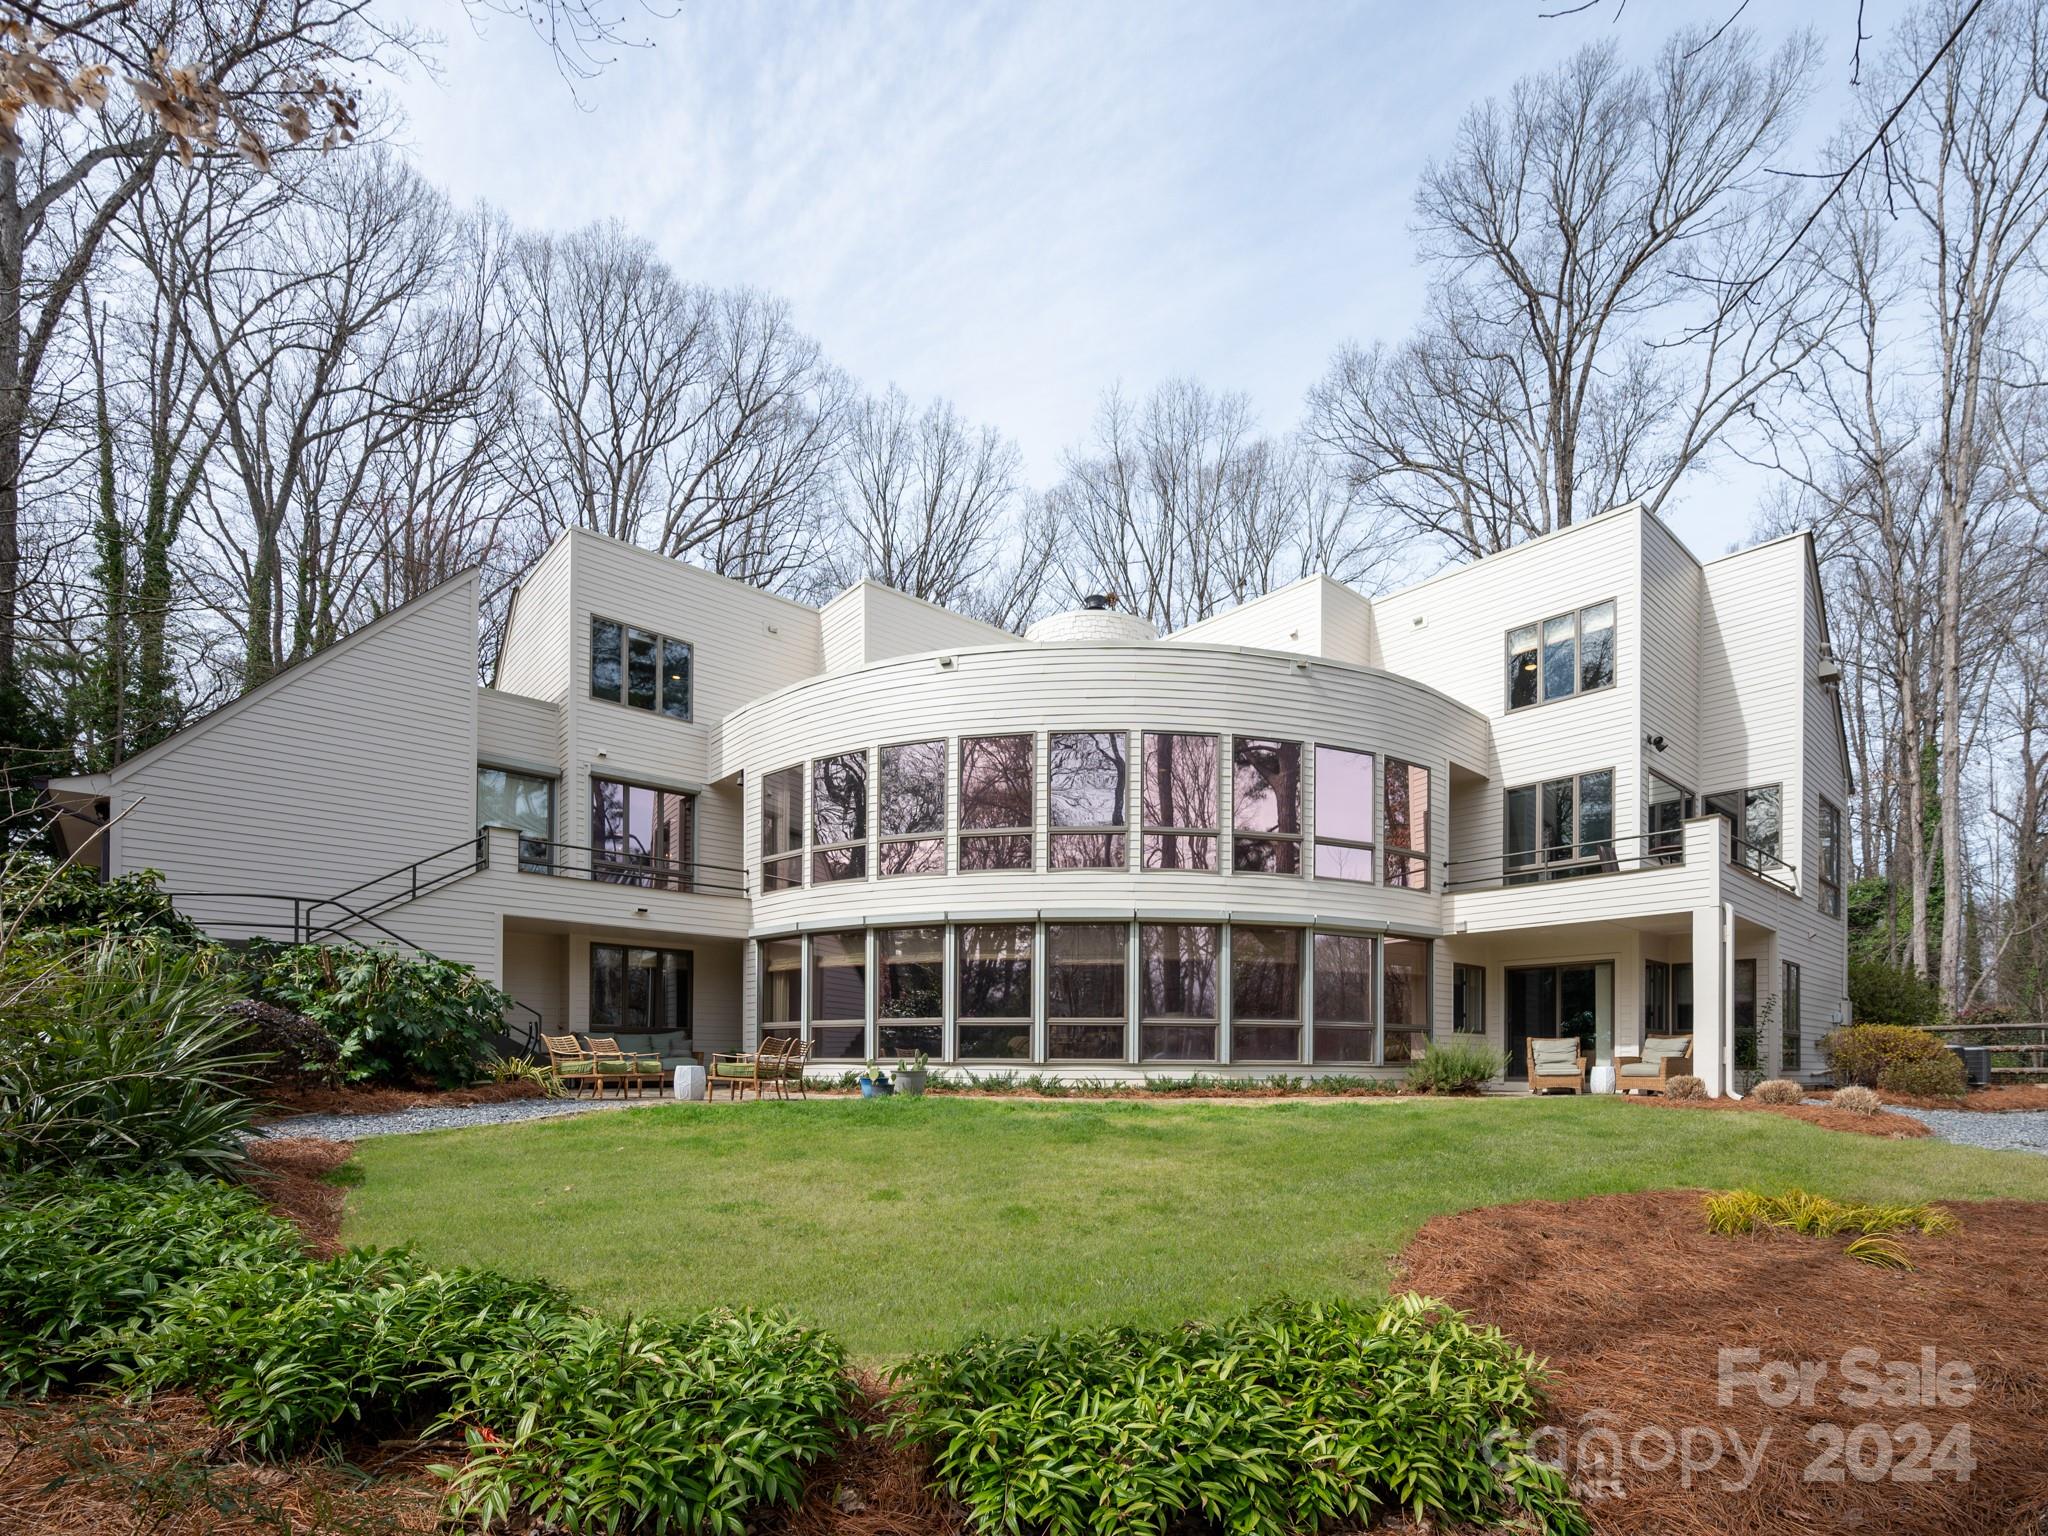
[1919,1021,2048,1080]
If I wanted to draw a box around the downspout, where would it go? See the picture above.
[1722,900,1741,1100]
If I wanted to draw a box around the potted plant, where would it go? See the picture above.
[896,1050,930,1097]
[858,1059,892,1098]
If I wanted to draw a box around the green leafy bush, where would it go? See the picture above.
[436,1309,854,1535]
[224,998,342,1086]
[1405,1037,1505,1093]
[0,1175,301,1396]
[1846,959,1940,1028]
[134,1247,569,1456]
[239,942,510,1087]
[0,854,203,944]
[0,942,265,1178]
[1877,1053,1967,1099]
[1822,1023,1951,1088]
[893,1294,1587,1536]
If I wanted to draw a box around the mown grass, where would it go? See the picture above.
[343,1096,2047,1358]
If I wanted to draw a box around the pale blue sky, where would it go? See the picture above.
[386,0,1898,564]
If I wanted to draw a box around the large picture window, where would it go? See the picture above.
[477,766,554,872]
[880,740,946,876]
[591,944,690,1036]
[809,931,867,1059]
[1141,731,1217,870]
[1312,745,1374,882]
[760,765,804,891]
[1382,938,1431,1063]
[1140,923,1218,1060]
[1383,759,1430,889]
[960,735,1033,869]
[592,777,691,889]
[811,751,868,882]
[1230,926,1301,1062]
[1046,923,1126,1059]
[590,615,691,720]
[1506,599,1614,710]
[1705,784,1782,874]
[1232,738,1302,874]
[876,926,943,1057]
[957,924,1032,1060]
[1819,799,1844,918]
[1048,732,1128,869]
[759,937,802,1042]
[1311,931,1374,1063]
[1504,769,1614,882]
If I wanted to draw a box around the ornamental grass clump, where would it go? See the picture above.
[893,1294,1588,1536]
[435,1308,855,1536]
[0,1174,301,1397]
[1704,1187,1957,1269]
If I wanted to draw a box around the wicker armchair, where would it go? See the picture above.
[541,1033,601,1097]
[709,1035,791,1101]
[1615,1034,1695,1095]
[1528,1037,1586,1094]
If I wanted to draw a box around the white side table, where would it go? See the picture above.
[1589,1061,1616,1095]
[673,1063,707,1102]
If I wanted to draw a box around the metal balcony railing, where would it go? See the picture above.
[508,836,750,897]
[1728,837,1798,893]
[1444,831,1684,892]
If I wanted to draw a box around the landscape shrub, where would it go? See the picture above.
[0,854,203,945]
[1832,1084,1883,1116]
[1846,959,1940,1028]
[436,1309,855,1535]
[0,941,265,1178]
[1405,1037,1505,1093]
[1877,1053,1967,1099]
[224,998,342,1086]
[1663,1073,1706,1100]
[239,942,510,1087]
[1823,1023,1951,1089]
[134,1247,570,1456]
[1749,1079,1803,1105]
[1705,1188,1955,1269]
[0,1175,300,1397]
[893,1294,1587,1536]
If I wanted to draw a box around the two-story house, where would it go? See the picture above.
[46,501,1852,1093]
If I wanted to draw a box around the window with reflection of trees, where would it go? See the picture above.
[957,924,1032,1060]
[1232,738,1303,873]
[960,734,1033,869]
[1046,923,1125,1058]
[1230,926,1301,1062]
[760,765,804,891]
[1382,937,1431,1062]
[877,926,943,1056]
[1140,922,1218,1060]
[1383,759,1430,889]
[592,777,691,889]
[811,752,868,882]
[1312,932,1375,1063]
[880,740,946,876]
[1141,732,1217,870]
[1049,731,1127,869]
[808,931,866,1058]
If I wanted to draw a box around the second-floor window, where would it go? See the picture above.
[593,776,691,888]
[1313,745,1374,881]
[1505,769,1614,882]
[1383,758,1430,889]
[1049,732,1128,869]
[960,734,1034,869]
[1507,600,1615,710]
[880,740,946,876]
[477,766,554,872]
[760,765,803,891]
[1706,784,1782,875]
[1142,731,1217,870]
[590,616,691,720]
[812,751,868,882]
[1645,770,1692,865]
[1819,799,1844,918]
[1232,737,1303,874]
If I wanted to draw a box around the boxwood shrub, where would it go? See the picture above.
[893,1294,1587,1536]
[0,1175,301,1396]
[435,1309,855,1535]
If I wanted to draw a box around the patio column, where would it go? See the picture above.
[1691,902,1731,1096]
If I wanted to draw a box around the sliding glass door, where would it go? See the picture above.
[592,777,692,889]
[1504,962,1614,1079]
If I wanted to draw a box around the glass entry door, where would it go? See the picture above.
[1505,962,1614,1079]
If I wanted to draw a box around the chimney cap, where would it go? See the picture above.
[1081,591,1121,611]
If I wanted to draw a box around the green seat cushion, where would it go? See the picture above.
[711,1062,756,1078]
[595,1059,658,1074]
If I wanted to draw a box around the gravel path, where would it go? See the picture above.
[255,1095,662,1140]
[1887,1105,2048,1155]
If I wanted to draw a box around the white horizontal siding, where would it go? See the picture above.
[820,581,1013,671]
[478,689,561,772]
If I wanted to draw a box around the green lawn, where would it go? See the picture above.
[343,1097,2047,1358]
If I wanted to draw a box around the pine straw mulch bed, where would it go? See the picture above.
[253,1078,544,1120]
[1630,1094,1931,1138]
[241,1136,356,1258]
[1835,1084,2048,1114]
[1399,1191,2048,1536]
